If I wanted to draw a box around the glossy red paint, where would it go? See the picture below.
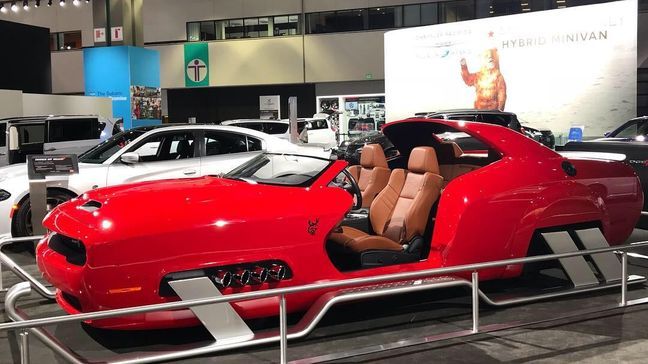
[36,118,643,330]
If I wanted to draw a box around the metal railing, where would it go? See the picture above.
[1,235,648,364]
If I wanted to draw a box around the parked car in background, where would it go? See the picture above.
[0,124,328,237]
[0,115,117,166]
[221,117,338,148]
[560,116,648,227]
[417,109,555,149]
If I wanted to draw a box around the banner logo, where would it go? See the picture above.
[184,43,209,87]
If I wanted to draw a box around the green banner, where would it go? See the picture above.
[184,43,209,87]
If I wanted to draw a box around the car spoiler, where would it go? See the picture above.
[557,151,626,162]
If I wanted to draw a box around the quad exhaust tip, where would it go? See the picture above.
[233,269,251,286]
[269,264,286,281]
[212,270,232,288]
[251,266,269,284]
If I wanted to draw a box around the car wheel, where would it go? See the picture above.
[13,190,76,238]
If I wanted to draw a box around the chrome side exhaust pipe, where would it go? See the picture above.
[250,267,268,284]
[212,270,232,287]
[233,269,251,286]
[268,264,286,281]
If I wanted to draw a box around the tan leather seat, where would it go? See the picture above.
[348,144,391,208]
[332,146,444,253]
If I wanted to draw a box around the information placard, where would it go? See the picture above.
[27,155,79,180]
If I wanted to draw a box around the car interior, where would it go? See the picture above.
[326,132,501,271]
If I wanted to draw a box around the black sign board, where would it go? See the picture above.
[27,155,79,180]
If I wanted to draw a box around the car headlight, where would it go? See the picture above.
[0,189,10,202]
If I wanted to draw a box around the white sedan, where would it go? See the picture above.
[0,124,329,237]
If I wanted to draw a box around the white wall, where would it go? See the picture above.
[0,90,24,119]
[22,93,112,117]
[149,36,304,88]
[51,51,85,94]
[304,31,385,83]
[0,2,94,47]
[142,0,302,43]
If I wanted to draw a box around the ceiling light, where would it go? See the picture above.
[35,0,40,7]
[47,0,52,6]
[0,5,6,13]
[23,0,29,10]
[72,0,79,5]
[11,2,18,12]
[59,0,65,6]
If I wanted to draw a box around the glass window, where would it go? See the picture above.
[47,118,99,143]
[421,3,439,25]
[247,136,262,151]
[224,153,332,187]
[50,31,82,51]
[274,14,300,36]
[17,125,45,146]
[204,131,251,156]
[307,9,366,34]
[187,22,200,41]
[263,122,289,134]
[440,0,476,23]
[200,21,217,41]
[233,122,263,131]
[134,132,196,162]
[368,6,401,30]
[308,119,329,130]
[79,129,146,164]
[0,122,6,148]
[404,4,421,27]
[225,19,245,39]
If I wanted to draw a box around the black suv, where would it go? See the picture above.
[417,109,555,149]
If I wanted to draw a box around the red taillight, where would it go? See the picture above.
[9,204,18,219]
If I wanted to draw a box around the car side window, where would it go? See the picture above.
[234,122,263,132]
[132,132,196,162]
[262,123,289,134]
[204,131,260,156]
[447,115,478,122]
[47,118,100,142]
[0,123,5,147]
[638,121,648,136]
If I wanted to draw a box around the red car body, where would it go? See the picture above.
[36,119,643,330]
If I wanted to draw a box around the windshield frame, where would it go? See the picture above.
[222,152,334,187]
[78,129,148,164]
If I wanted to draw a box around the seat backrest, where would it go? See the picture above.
[348,144,391,208]
[369,146,443,243]
[175,139,192,159]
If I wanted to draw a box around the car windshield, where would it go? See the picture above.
[223,153,332,187]
[611,119,648,140]
[79,129,146,164]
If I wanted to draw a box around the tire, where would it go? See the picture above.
[13,190,76,238]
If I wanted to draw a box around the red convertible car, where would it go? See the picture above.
[36,118,643,330]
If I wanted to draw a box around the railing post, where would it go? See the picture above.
[472,270,479,333]
[621,251,628,307]
[279,294,287,364]
[19,329,30,364]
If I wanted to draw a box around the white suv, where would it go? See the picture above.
[0,115,117,166]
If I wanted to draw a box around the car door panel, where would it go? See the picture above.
[199,130,264,176]
[105,130,200,186]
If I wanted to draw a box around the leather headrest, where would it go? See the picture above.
[408,146,439,174]
[449,142,463,157]
[360,144,388,169]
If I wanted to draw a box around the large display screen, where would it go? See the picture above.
[385,0,637,137]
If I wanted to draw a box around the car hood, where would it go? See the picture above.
[43,176,350,248]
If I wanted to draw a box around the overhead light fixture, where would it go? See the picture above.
[23,0,29,10]
[59,0,65,6]
[11,1,18,12]
[35,0,40,7]
[47,0,52,6]
[72,0,79,5]
[0,5,6,13]
[85,0,89,2]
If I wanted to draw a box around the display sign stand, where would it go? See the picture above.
[26,155,79,237]
[288,97,299,144]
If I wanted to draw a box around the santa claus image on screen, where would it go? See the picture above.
[460,32,507,110]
